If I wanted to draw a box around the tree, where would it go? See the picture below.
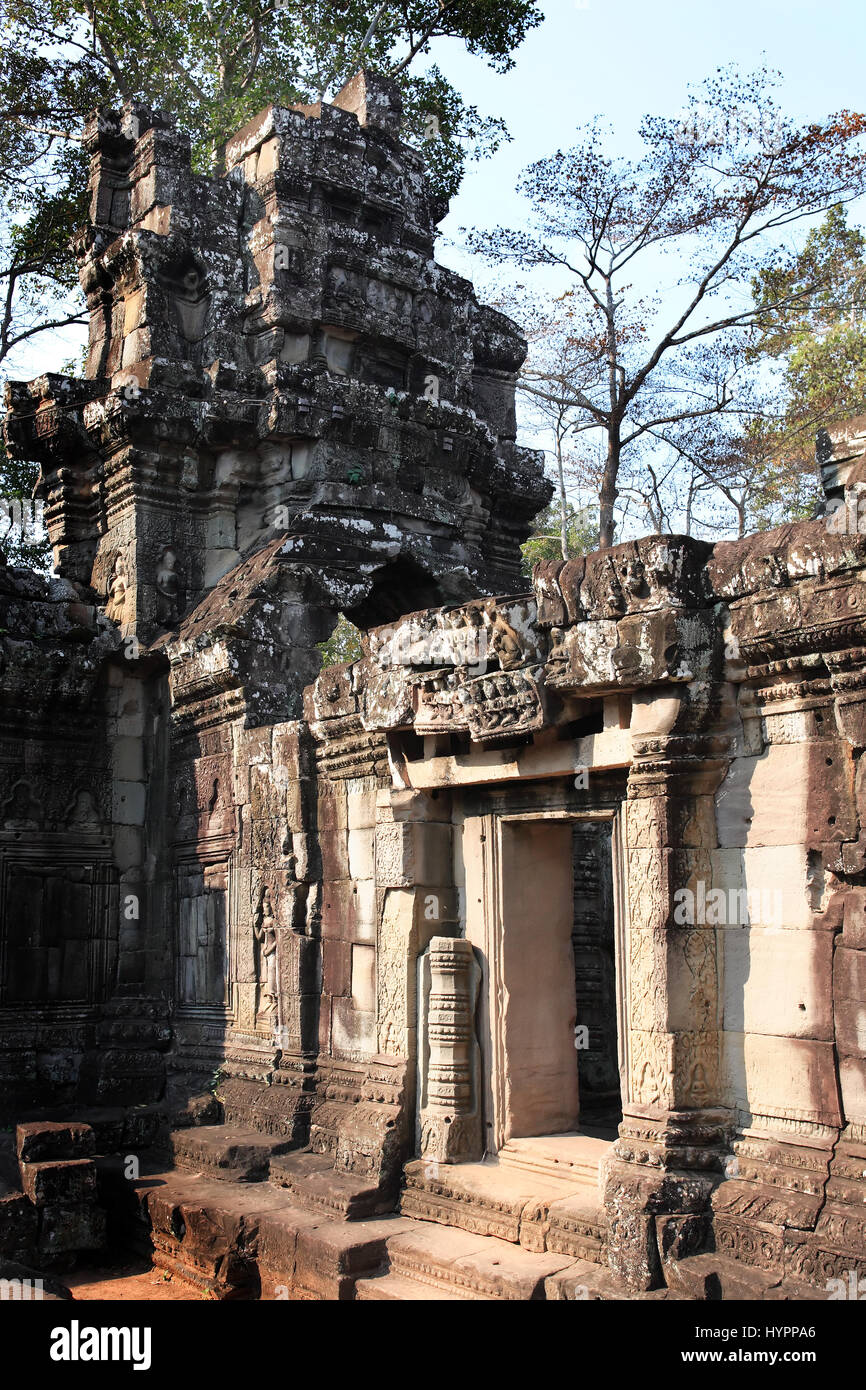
[747,204,866,488]
[0,14,100,369]
[472,67,866,547]
[510,295,605,559]
[636,408,820,539]
[318,612,364,668]
[0,441,48,565]
[520,498,598,573]
[653,207,866,537]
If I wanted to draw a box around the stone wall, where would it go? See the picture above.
[308,521,866,1288]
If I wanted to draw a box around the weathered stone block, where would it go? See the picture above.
[16,1122,95,1164]
[724,1033,842,1126]
[0,1187,38,1261]
[38,1203,107,1258]
[834,945,866,1057]
[19,1159,97,1208]
[724,928,834,1040]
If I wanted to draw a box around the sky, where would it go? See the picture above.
[436,0,866,281]
[419,0,866,533]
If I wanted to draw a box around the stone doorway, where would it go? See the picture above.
[464,809,627,1159]
[401,807,626,1260]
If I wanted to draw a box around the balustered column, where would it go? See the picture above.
[418,936,482,1164]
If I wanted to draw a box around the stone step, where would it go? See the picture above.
[19,1158,97,1208]
[499,1132,611,1192]
[545,1258,672,1301]
[401,1157,605,1260]
[16,1122,95,1164]
[536,1191,606,1262]
[136,1167,313,1296]
[135,1163,597,1302]
[381,1218,583,1301]
[355,1270,474,1301]
[170,1125,296,1182]
[269,1151,395,1220]
[258,1209,412,1300]
[664,1251,830,1302]
[133,1166,413,1299]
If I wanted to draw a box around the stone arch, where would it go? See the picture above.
[345,554,471,630]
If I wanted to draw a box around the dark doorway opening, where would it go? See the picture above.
[571,821,623,1136]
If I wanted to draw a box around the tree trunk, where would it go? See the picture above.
[598,430,620,548]
[555,431,568,561]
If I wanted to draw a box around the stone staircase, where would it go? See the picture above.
[170,1124,395,1219]
[169,1124,296,1183]
[126,1121,624,1299]
[350,1133,617,1300]
[2,1112,835,1300]
[398,1132,611,1266]
[131,1119,828,1301]
[499,1131,610,1191]
[131,1158,625,1301]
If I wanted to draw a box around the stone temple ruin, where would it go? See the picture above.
[1,70,865,1301]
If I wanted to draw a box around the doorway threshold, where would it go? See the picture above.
[401,1138,610,1262]
[498,1130,614,1190]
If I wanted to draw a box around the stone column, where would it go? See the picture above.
[604,688,733,1290]
[418,936,482,1164]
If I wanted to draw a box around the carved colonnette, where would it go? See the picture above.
[417,936,482,1163]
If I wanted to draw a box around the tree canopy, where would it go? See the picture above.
[472,67,866,546]
[520,498,598,572]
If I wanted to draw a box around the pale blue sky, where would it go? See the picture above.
[436,0,866,283]
[423,0,866,532]
[449,0,866,195]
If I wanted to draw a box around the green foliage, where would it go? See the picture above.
[317,612,364,668]
[520,499,598,575]
[744,205,866,521]
[752,205,866,429]
[0,0,542,353]
[0,449,51,568]
[400,65,511,201]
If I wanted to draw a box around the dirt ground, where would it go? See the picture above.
[64,1260,211,1301]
